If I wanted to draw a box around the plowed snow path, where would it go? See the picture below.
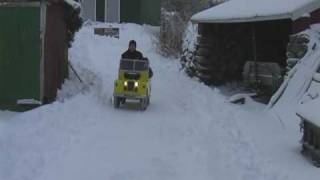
[0,23,317,180]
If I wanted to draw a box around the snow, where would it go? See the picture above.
[297,97,320,127]
[65,0,81,9]
[0,22,320,180]
[191,0,320,23]
[182,22,198,54]
[269,29,320,109]
[267,27,320,161]
[229,93,257,103]
[313,72,320,82]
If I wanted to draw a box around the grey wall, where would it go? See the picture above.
[81,0,95,21]
[81,0,120,22]
[106,0,120,22]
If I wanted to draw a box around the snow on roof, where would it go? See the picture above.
[297,97,320,127]
[65,0,80,9]
[191,0,320,23]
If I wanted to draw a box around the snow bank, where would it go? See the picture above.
[65,0,81,9]
[229,93,257,104]
[192,0,320,23]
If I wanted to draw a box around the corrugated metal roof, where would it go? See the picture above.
[191,0,320,23]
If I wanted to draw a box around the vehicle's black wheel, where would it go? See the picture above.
[114,96,120,108]
[120,98,126,104]
[147,96,150,106]
[140,98,147,111]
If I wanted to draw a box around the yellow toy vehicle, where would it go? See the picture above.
[113,58,151,110]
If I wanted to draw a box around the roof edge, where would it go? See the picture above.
[292,1,320,20]
[191,0,320,24]
[191,13,292,23]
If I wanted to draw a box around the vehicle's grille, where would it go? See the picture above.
[124,72,140,80]
[127,81,134,91]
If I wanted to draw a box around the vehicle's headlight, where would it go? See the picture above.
[134,82,139,87]
[124,81,128,87]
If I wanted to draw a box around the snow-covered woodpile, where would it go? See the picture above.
[269,27,320,108]
[188,0,320,94]
[266,24,320,166]
[286,34,310,74]
[192,23,251,85]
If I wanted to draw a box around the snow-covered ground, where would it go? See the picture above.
[0,23,319,180]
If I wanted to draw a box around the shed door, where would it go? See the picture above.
[120,0,140,24]
[96,0,105,22]
[0,5,41,107]
[140,0,160,25]
[106,0,120,22]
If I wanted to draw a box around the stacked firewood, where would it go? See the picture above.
[286,34,310,73]
[193,29,247,85]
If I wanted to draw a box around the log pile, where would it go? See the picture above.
[192,24,249,85]
[286,34,309,73]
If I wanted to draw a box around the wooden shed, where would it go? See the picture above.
[191,0,320,93]
[81,0,161,25]
[0,0,81,111]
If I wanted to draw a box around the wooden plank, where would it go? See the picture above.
[94,27,120,38]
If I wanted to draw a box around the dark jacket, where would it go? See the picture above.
[121,50,143,59]
[121,50,153,78]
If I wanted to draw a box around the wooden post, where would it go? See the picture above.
[252,23,258,85]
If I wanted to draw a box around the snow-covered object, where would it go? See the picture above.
[191,0,320,23]
[269,28,320,109]
[181,22,198,75]
[297,98,320,127]
[229,93,257,104]
[268,26,320,144]
[64,0,80,9]
[182,22,198,54]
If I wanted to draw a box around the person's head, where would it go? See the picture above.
[128,40,137,52]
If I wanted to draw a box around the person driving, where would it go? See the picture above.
[121,40,143,59]
[121,40,153,78]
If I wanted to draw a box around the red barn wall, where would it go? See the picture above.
[292,17,311,34]
[44,2,68,103]
[311,8,320,24]
[292,8,320,34]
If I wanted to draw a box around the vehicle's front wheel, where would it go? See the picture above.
[140,98,148,111]
[147,96,150,106]
[120,98,126,104]
[114,96,120,108]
